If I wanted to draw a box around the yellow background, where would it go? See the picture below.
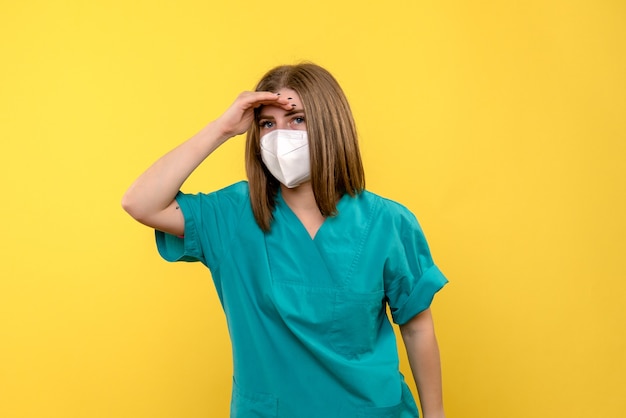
[1,1,624,417]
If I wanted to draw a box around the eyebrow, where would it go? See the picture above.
[258,108,305,120]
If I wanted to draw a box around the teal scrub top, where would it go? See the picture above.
[156,181,447,418]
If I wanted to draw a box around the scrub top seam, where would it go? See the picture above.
[344,193,380,290]
[209,186,250,274]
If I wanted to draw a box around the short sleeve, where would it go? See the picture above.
[383,204,448,325]
[155,181,250,270]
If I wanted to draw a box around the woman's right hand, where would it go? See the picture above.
[122,90,293,236]
[213,91,293,139]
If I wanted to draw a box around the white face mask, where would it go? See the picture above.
[260,129,311,188]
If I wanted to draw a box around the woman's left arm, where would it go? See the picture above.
[400,308,446,418]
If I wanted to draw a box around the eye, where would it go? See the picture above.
[259,120,274,129]
[291,116,306,126]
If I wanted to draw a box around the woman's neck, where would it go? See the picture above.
[280,181,318,212]
[280,182,325,238]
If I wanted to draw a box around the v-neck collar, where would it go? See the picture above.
[269,189,376,290]
[275,189,349,241]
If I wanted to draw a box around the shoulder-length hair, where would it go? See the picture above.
[245,63,365,232]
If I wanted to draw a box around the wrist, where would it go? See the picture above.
[205,119,231,140]
[195,121,233,151]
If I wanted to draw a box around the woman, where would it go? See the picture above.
[122,63,447,418]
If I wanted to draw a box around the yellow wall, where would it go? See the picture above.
[1,1,624,417]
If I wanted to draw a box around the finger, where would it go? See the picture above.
[238,91,292,109]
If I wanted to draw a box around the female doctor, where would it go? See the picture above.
[122,63,447,418]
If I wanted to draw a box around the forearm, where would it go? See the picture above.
[122,121,229,221]
[121,91,291,233]
[401,310,445,418]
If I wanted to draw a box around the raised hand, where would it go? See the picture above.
[213,91,293,139]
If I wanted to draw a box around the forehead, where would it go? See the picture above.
[275,87,300,100]
[258,88,303,117]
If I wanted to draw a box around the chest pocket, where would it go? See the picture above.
[272,283,385,358]
[330,289,386,358]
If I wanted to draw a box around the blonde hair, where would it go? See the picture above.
[245,63,365,232]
